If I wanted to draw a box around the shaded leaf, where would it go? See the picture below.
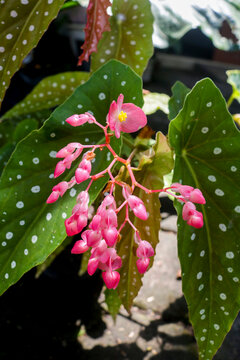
[105,288,122,320]
[0,0,65,107]
[91,0,154,76]
[2,72,90,121]
[168,81,190,121]
[77,0,111,66]
[0,118,38,175]
[0,60,144,296]
[169,78,240,359]
[116,132,173,311]
[143,92,170,115]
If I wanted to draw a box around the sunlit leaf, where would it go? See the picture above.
[143,92,169,115]
[91,0,154,76]
[0,0,65,108]
[0,60,144,296]
[77,0,111,66]
[105,288,122,320]
[226,69,240,103]
[169,78,240,359]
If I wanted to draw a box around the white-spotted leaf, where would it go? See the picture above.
[2,72,90,121]
[169,78,240,359]
[91,0,154,76]
[0,0,66,108]
[0,60,144,296]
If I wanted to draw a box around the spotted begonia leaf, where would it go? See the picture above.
[0,118,39,175]
[0,0,66,108]
[77,0,112,66]
[0,60,144,296]
[2,72,90,122]
[169,78,240,359]
[116,132,173,311]
[226,69,240,103]
[91,0,154,76]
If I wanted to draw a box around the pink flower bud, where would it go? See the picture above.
[136,240,154,258]
[77,213,88,232]
[189,189,206,204]
[127,195,148,220]
[182,202,196,221]
[133,204,148,220]
[102,227,118,247]
[54,161,66,178]
[87,257,99,275]
[80,158,91,173]
[65,215,79,236]
[46,191,60,204]
[136,257,150,274]
[187,211,204,228]
[89,215,101,231]
[86,229,102,247]
[71,239,89,254]
[102,270,120,289]
[75,168,90,183]
[66,112,95,127]
[46,181,68,203]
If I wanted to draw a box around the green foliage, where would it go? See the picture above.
[2,72,90,122]
[168,81,190,120]
[226,69,240,104]
[117,133,173,311]
[0,60,143,296]
[142,92,170,115]
[0,0,65,108]
[91,0,154,76]
[105,288,122,320]
[169,78,240,359]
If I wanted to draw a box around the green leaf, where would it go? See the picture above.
[152,0,240,50]
[91,0,154,76]
[169,78,240,359]
[105,288,122,320]
[0,118,38,175]
[0,0,66,107]
[168,81,190,121]
[226,69,240,103]
[142,92,170,115]
[2,72,90,121]
[117,132,173,311]
[13,118,38,143]
[0,59,144,296]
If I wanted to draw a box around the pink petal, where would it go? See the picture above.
[102,270,120,289]
[136,258,150,274]
[71,240,89,254]
[120,103,147,133]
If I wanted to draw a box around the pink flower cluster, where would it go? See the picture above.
[170,183,206,228]
[46,94,206,289]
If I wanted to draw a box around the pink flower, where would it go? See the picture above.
[107,94,147,138]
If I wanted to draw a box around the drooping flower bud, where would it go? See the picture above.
[66,112,95,127]
[46,181,68,203]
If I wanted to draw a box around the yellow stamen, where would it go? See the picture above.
[118,110,127,122]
